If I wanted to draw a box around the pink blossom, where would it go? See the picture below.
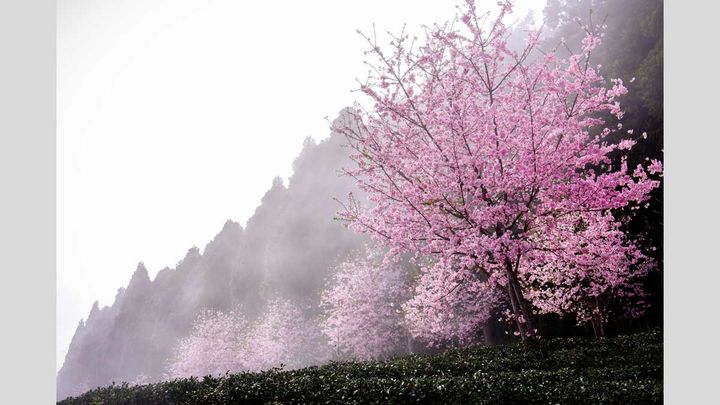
[166,309,248,379]
[334,0,662,339]
[243,298,330,371]
[320,250,412,360]
[647,159,663,175]
[403,258,502,347]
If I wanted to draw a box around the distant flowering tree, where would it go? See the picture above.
[167,300,329,378]
[320,252,411,360]
[244,298,330,371]
[166,309,247,379]
[403,256,503,347]
[334,0,662,339]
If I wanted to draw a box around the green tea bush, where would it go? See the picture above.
[59,330,662,404]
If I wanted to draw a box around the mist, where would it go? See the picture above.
[56,114,371,398]
[57,0,667,401]
[57,0,539,374]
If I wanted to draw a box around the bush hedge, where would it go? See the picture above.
[58,330,662,404]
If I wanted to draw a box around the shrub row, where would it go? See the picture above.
[59,330,662,404]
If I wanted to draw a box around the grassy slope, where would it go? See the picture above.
[58,330,662,404]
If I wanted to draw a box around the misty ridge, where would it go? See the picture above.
[57,0,663,401]
[57,112,371,399]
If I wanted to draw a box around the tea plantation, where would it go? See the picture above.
[58,330,662,404]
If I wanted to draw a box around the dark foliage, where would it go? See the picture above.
[541,0,664,334]
[58,1,665,399]
[59,330,662,405]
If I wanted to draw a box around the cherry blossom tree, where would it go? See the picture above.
[166,309,247,379]
[167,300,330,378]
[334,0,662,339]
[320,252,411,360]
[244,298,330,371]
[521,211,654,337]
[404,256,503,347]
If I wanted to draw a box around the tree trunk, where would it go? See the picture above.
[506,282,528,339]
[482,310,505,346]
[590,299,605,338]
[590,316,605,338]
[504,259,537,340]
[482,323,494,346]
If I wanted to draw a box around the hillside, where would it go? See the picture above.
[56,111,367,400]
[57,0,666,398]
[58,330,663,404]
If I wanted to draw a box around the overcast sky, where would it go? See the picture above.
[57,0,546,371]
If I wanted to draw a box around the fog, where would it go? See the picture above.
[57,0,549,399]
[57,121,370,398]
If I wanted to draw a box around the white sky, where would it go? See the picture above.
[57,0,546,371]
